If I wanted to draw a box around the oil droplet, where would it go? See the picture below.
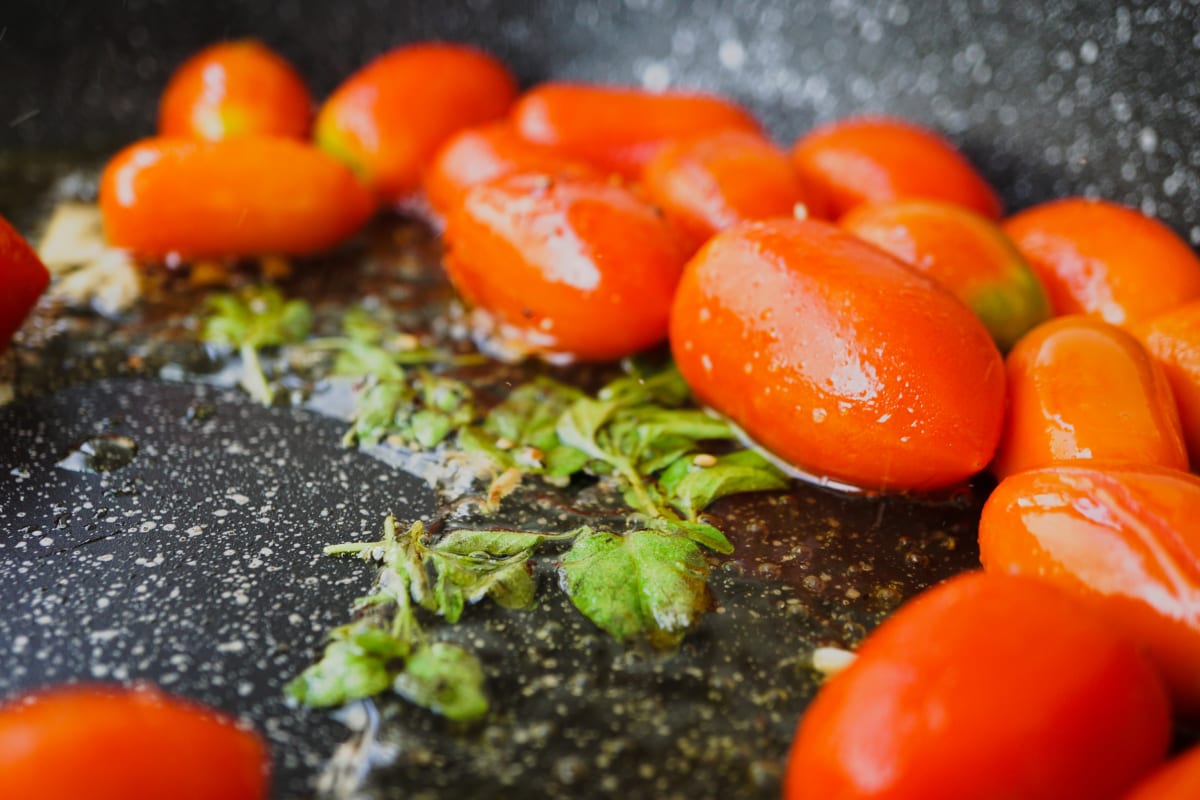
[56,434,138,473]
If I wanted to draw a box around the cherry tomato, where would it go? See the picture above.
[1003,197,1200,327]
[100,136,375,259]
[1125,743,1200,799]
[510,82,761,178]
[991,316,1187,479]
[840,200,1049,351]
[316,43,517,201]
[790,116,1002,220]
[669,218,1005,491]
[442,172,688,362]
[0,683,269,799]
[158,39,311,141]
[424,122,598,216]
[0,214,50,351]
[641,130,825,250]
[785,571,1171,800]
[980,463,1200,716]
[1135,299,1200,464]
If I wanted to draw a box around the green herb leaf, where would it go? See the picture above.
[555,397,619,463]
[559,529,711,648]
[435,529,550,557]
[394,642,489,722]
[660,450,788,520]
[434,568,465,623]
[285,622,406,708]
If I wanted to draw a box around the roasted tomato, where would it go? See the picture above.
[785,571,1170,800]
[316,43,517,201]
[1003,197,1200,327]
[0,683,269,800]
[669,218,1005,491]
[991,316,1187,479]
[790,116,1002,220]
[980,463,1200,715]
[442,172,688,362]
[510,82,760,178]
[641,130,825,249]
[158,39,311,141]
[840,199,1049,351]
[100,137,375,259]
[0,214,50,351]
[1135,299,1200,464]
[424,122,597,216]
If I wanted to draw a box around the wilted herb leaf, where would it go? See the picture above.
[395,642,489,722]
[660,450,788,521]
[285,621,407,708]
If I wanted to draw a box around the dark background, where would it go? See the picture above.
[3,0,1200,237]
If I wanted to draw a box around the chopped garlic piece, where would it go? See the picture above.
[37,203,107,273]
[811,646,857,678]
[49,249,141,316]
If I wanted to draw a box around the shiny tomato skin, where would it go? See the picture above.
[641,130,825,249]
[1002,197,1200,327]
[424,122,598,216]
[0,214,50,351]
[0,684,269,800]
[158,39,311,141]
[980,463,1200,716]
[316,43,517,201]
[1125,744,1200,800]
[1135,299,1200,464]
[991,316,1188,479]
[785,572,1171,800]
[511,82,761,178]
[669,218,1005,491]
[790,116,1002,220]
[100,136,375,259]
[442,173,688,362]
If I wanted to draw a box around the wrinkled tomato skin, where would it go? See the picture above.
[316,43,517,201]
[785,572,1170,800]
[991,315,1187,479]
[1002,197,1200,327]
[790,116,1002,220]
[511,82,761,178]
[442,173,688,362]
[0,215,50,351]
[1134,299,1200,466]
[0,684,269,800]
[669,218,1005,491]
[158,39,311,141]
[100,137,375,259]
[424,122,598,216]
[980,463,1200,716]
[641,130,825,249]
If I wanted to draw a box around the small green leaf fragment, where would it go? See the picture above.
[663,450,788,520]
[411,409,453,449]
[435,529,548,557]
[434,568,465,623]
[285,623,406,708]
[478,559,537,609]
[556,397,619,462]
[394,642,489,722]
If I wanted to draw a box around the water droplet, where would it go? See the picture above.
[56,434,138,473]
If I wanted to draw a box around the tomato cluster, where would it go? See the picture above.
[5,34,1200,800]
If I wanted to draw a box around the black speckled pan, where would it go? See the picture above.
[1,2,1198,798]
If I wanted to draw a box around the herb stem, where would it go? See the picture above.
[238,342,274,405]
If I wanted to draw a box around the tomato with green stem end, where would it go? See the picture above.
[785,571,1171,800]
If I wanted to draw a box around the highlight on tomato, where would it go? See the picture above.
[980,463,1200,715]
[990,315,1187,480]
[840,199,1049,351]
[790,115,1002,220]
[0,214,51,351]
[0,683,270,800]
[441,172,689,362]
[1135,299,1200,465]
[158,39,312,141]
[100,136,375,259]
[785,571,1170,800]
[669,218,1005,491]
[316,43,518,201]
[510,82,761,178]
[1003,197,1200,327]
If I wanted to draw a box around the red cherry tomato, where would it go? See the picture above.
[442,172,688,362]
[1003,197,1200,327]
[316,43,518,201]
[669,218,1005,491]
[100,136,375,259]
[641,130,825,249]
[0,214,50,351]
[785,572,1170,800]
[158,39,311,141]
[0,683,269,800]
[980,463,1200,715]
[510,82,761,178]
[791,116,1002,219]
[424,122,598,216]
